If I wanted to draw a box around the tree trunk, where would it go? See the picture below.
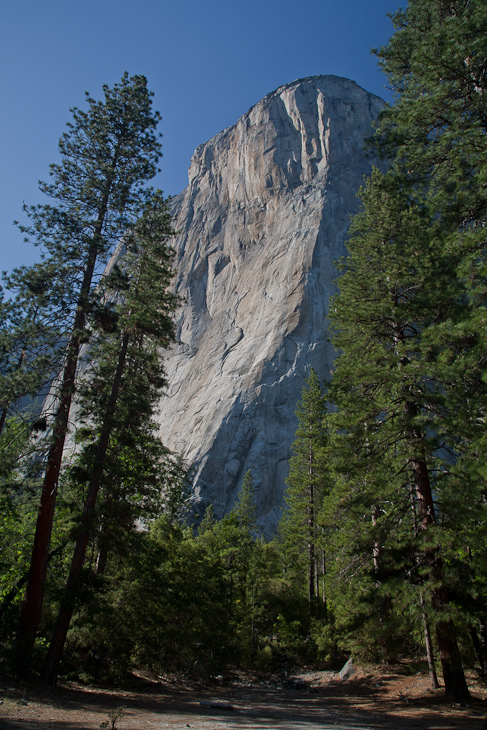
[479,621,487,680]
[321,544,327,617]
[420,594,439,690]
[44,332,129,686]
[469,623,487,681]
[308,479,315,604]
[95,524,109,575]
[435,615,470,700]
[15,332,82,674]
[371,505,382,577]
[407,409,470,701]
[0,406,8,437]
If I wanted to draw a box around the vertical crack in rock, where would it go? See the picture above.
[156,75,386,533]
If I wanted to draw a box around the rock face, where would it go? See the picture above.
[158,75,384,532]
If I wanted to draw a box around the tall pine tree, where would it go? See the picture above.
[325,0,487,700]
[16,73,163,673]
[280,369,329,608]
[44,191,179,685]
[326,171,466,677]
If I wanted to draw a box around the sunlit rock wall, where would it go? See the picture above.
[156,75,384,532]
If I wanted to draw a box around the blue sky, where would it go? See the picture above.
[1,0,402,274]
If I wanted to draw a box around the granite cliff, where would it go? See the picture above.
[157,75,385,531]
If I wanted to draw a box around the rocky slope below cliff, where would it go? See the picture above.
[157,75,385,532]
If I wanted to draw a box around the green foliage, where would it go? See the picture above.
[57,518,234,682]
[0,285,61,431]
[100,705,126,730]
[41,190,184,684]
[322,0,487,697]
[280,369,330,606]
[14,73,169,676]
[67,191,181,541]
[234,470,258,532]
[0,417,41,611]
[19,73,162,262]
[323,168,474,666]
[2,73,164,432]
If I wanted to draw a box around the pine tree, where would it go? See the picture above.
[43,191,178,685]
[234,470,258,533]
[374,0,487,230]
[373,0,487,697]
[326,168,473,697]
[201,471,268,663]
[16,73,163,673]
[280,369,329,608]
[218,471,258,601]
[372,0,487,453]
[323,0,487,699]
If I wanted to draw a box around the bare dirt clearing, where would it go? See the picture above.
[1,666,486,730]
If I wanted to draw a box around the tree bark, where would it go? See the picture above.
[95,524,109,576]
[435,614,470,700]
[321,544,328,616]
[307,471,315,604]
[420,593,439,690]
[469,623,487,681]
[479,621,487,680]
[406,401,469,701]
[372,505,383,577]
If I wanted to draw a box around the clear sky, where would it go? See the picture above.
[0,0,402,274]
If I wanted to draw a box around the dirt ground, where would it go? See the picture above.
[1,665,486,730]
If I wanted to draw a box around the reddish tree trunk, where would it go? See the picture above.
[435,615,470,699]
[16,330,82,673]
[407,402,470,701]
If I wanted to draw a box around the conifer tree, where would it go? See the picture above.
[372,0,487,443]
[218,470,259,591]
[327,168,473,697]
[376,0,487,694]
[201,471,269,662]
[324,0,487,700]
[234,470,258,533]
[281,369,329,607]
[44,191,178,685]
[16,73,163,672]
